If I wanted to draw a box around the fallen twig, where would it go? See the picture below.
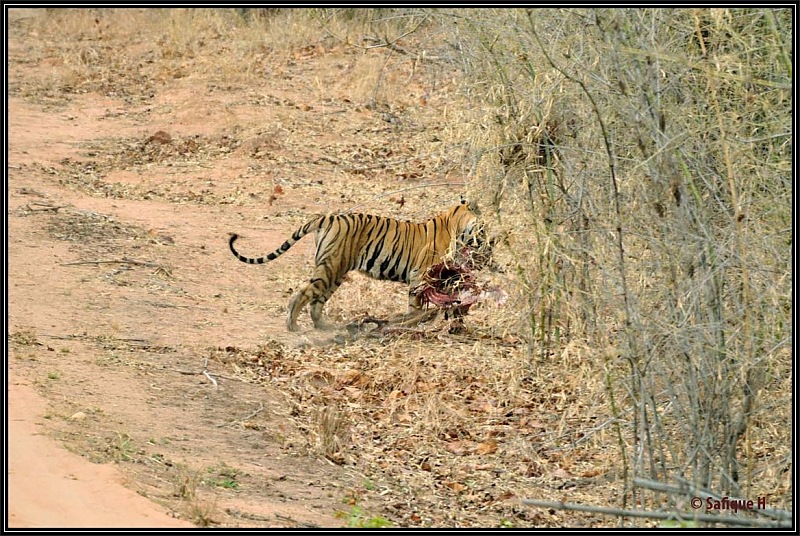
[225,508,272,522]
[521,499,792,528]
[237,403,266,422]
[274,512,319,528]
[635,476,793,522]
[40,333,151,345]
[25,202,69,212]
[219,403,266,428]
[172,357,244,385]
[201,357,218,388]
[203,369,219,388]
[61,258,162,268]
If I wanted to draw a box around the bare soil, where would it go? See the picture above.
[7,8,623,529]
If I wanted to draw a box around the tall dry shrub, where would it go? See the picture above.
[438,7,792,516]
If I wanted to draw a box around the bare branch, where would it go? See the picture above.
[61,258,162,268]
[521,499,792,528]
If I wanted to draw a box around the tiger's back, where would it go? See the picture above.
[229,200,484,331]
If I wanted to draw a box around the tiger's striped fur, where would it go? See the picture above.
[229,200,485,331]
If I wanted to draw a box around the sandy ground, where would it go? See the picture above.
[8,382,194,528]
[6,8,383,528]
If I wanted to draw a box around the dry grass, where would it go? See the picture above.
[217,327,618,527]
[435,6,792,519]
[15,8,437,108]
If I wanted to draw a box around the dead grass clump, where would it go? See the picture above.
[46,209,146,244]
[310,406,351,465]
[80,132,242,171]
[169,464,220,527]
[53,131,247,205]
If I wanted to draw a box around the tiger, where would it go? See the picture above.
[229,199,489,332]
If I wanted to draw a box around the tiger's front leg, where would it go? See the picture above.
[406,272,426,312]
[408,286,424,312]
[392,282,438,327]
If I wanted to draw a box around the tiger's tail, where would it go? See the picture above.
[229,216,327,264]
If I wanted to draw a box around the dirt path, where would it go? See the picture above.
[5,90,346,527]
[8,381,194,528]
[6,9,374,527]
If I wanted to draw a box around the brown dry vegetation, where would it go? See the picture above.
[7,8,792,528]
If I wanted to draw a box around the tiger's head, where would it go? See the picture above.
[445,198,496,271]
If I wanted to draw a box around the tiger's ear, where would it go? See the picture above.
[459,195,481,215]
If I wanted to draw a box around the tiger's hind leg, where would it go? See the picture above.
[285,227,352,330]
[309,278,344,330]
[287,285,316,332]
[286,265,344,331]
[287,275,330,331]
